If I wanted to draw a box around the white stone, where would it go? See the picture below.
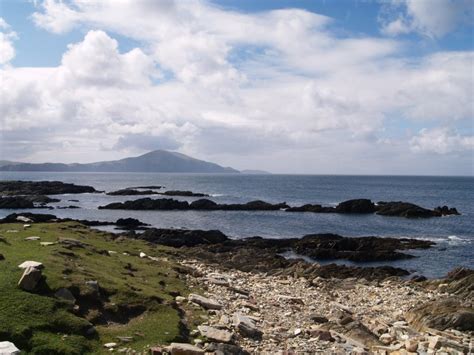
[24,236,40,241]
[23,224,31,229]
[18,261,43,269]
[16,216,32,223]
[104,343,117,348]
[0,341,20,354]
[139,252,147,258]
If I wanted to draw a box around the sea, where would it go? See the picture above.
[1,172,473,278]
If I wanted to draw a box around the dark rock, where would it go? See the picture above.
[0,212,58,223]
[139,228,228,247]
[190,199,219,210]
[211,343,250,355]
[376,201,437,218]
[411,275,427,282]
[99,198,189,210]
[106,189,159,196]
[286,204,335,213]
[434,205,460,216]
[128,185,162,189]
[0,196,35,209]
[336,199,376,213]
[18,266,42,291]
[446,267,474,280]
[314,264,410,279]
[57,205,81,209]
[310,315,329,323]
[160,190,208,197]
[24,195,60,204]
[116,218,148,229]
[0,254,4,260]
[0,180,98,195]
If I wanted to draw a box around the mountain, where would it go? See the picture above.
[0,160,22,167]
[0,150,239,173]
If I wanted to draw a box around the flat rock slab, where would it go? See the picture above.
[198,325,233,343]
[18,261,43,269]
[25,236,41,241]
[166,342,204,355]
[40,242,56,246]
[0,341,20,354]
[188,293,223,310]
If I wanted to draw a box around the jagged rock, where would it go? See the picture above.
[188,294,223,310]
[0,341,20,354]
[166,342,204,355]
[310,315,329,323]
[18,266,42,291]
[55,288,76,303]
[198,325,233,343]
[434,205,460,216]
[233,313,262,339]
[18,261,43,269]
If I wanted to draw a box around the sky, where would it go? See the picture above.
[0,0,473,175]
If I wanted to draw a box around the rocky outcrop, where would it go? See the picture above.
[375,201,439,218]
[0,180,98,195]
[99,198,289,211]
[139,228,228,247]
[0,212,58,223]
[434,205,460,216]
[335,199,376,213]
[106,189,159,196]
[160,190,209,197]
[115,218,149,229]
[0,196,35,208]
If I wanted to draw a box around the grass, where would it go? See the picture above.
[0,222,202,354]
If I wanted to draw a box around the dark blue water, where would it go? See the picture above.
[1,172,473,277]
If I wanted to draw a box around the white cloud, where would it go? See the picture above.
[380,0,474,38]
[410,127,474,154]
[0,17,17,64]
[0,1,472,174]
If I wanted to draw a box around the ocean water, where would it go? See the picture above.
[1,172,473,278]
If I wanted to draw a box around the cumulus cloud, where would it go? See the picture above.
[410,127,474,154]
[380,0,474,38]
[0,17,17,64]
[0,0,472,174]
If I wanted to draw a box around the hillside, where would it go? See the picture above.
[0,150,238,173]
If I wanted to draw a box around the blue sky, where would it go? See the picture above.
[0,0,473,174]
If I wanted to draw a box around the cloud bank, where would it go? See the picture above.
[0,0,472,175]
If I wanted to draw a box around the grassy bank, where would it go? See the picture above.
[0,221,200,354]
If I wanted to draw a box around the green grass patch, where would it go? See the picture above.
[0,222,200,354]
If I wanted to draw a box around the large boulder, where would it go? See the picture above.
[18,266,42,291]
[116,217,148,229]
[190,199,218,210]
[233,313,262,339]
[0,341,20,355]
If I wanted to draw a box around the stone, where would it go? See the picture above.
[0,341,20,354]
[166,342,205,355]
[380,333,393,345]
[233,313,262,339]
[18,261,43,269]
[212,343,250,355]
[175,296,186,302]
[104,342,117,348]
[198,325,233,343]
[54,288,76,303]
[310,314,329,324]
[188,293,223,310]
[139,252,147,258]
[18,266,42,291]
[16,216,33,223]
[25,236,41,241]
[40,242,55,246]
[309,329,334,342]
[428,336,442,350]
[23,224,31,229]
[405,339,418,352]
[149,346,163,355]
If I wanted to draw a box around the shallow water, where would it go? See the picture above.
[1,172,472,277]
